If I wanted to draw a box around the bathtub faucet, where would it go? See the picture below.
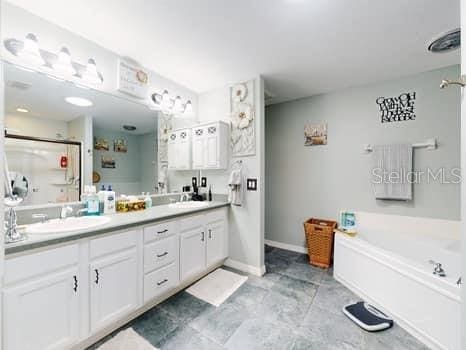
[429,260,446,277]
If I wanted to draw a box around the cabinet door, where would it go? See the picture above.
[192,136,205,169]
[205,126,219,168]
[167,132,177,169]
[176,140,190,169]
[3,267,80,350]
[206,219,227,266]
[180,227,206,281]
[90,248,138,332]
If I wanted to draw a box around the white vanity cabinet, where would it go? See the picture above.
[3,245,81,350]
[2,206,228,350]
[168,128,192,170]
[89,230,141,333]
[192,121,229,170]
[143,221,180,303]
[180,208,228,282]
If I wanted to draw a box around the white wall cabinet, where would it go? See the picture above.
[192,121,229,170]
[180,209,228,282]
[3,245,80,350]
[168,128,192,170]
[89,231,139,333]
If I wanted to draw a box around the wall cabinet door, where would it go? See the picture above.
[3,267,80,350]
[206,219,227,266]
[192,133,205,169]
[205,133,218,168]
[90,248,138,332]
[167,132,177,170]
[180,227,206,281]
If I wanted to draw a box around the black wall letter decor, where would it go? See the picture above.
[376,92,416,123]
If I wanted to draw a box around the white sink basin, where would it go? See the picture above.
[25,216,111,235]
[168,201,209,209]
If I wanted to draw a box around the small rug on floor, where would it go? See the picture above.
[97,328,158,350]
[186,268,248,307]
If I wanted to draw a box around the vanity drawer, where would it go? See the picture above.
[90,230,138,259]
[144,221,177,243]
[144,261,179,303]
[144,236,178,273]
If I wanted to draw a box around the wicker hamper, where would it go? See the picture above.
[303,218,338,268]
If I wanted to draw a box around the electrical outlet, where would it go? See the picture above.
[247,178,257,191]
[192,177,197,187]
[201,177,207,187]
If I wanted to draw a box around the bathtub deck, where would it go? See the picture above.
[88,246,428,350]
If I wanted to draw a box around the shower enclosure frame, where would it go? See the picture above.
[5,132,83,202]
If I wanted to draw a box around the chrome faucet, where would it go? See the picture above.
[5,207,26,243]
[180,193,190,202]
[32,213,49,223]
[60,205,73,219]
[429,260,446,277]
[75,208,88,217]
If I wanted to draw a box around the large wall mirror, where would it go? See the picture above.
[4,61,159,206]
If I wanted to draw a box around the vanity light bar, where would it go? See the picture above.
[4,33,104,85]
[151,90,194,116]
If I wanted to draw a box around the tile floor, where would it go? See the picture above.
[89,246,428,350]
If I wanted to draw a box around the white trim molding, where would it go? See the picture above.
[224,258,265,276]
[265,239,307,254]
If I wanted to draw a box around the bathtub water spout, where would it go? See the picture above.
[429,260,446,277]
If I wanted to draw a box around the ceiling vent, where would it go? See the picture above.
[6,80,32,91]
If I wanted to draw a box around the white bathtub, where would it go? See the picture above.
[334,212,461,350]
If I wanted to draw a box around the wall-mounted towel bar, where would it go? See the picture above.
[364,138,437,153]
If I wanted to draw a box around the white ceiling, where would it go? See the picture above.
[5,63,158,134]
[6,0,461,104]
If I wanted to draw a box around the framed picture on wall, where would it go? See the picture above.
[94,137,109,151]
[101,156,116,169]
[114,138,127,153]
[304,122,327,146]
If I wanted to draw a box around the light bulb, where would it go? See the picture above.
[184,100,194,115]
[20,33,45,66]
[173,96,183,113]
[82,58,102,84]
[53,47,76,76]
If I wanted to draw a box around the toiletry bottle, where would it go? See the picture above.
[104,186,116,214]
[98,185,106,214]
[86,186,100,216]
[208,185,212,201]
[144,192,152,209]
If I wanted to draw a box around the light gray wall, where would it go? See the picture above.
[265,65,461,248]
[198,77,266,273]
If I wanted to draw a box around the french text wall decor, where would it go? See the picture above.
[376,92,416,123]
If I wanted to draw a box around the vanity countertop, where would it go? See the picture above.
[6,201,230,256]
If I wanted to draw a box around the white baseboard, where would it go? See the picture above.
[265,239,307,254]
[224,258,265,276]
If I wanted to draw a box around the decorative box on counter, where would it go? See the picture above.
[116,196,146,212]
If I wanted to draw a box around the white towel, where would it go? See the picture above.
[228,168,243,206]
[372,144,413,201]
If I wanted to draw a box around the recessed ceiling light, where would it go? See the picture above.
[65,96,93,107]
[16,107,29,113]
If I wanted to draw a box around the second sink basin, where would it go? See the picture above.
[168,201,209,209]
[25,216,111,235]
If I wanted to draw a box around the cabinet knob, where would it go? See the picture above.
[94,269,99,284]
[201,232,205,242]
[157,251,168,258]
[208,229,212,239]
[157,229,168,234]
